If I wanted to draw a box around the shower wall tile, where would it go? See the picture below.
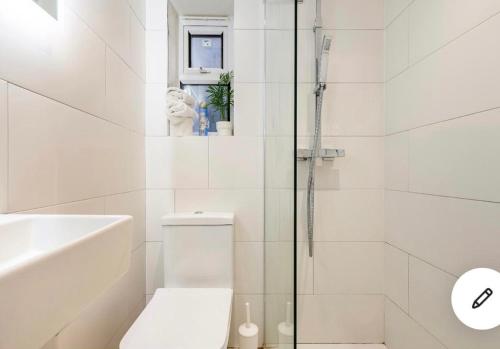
[314,242,384,294]
[319,137,385,189]
[234,0,265,29]
[385,0,413,26]
[385,9,409,80]
[409,0,500,64]
[322,0,384,30]
[233,83,265,137]
[129,0,146,27]
[297,242,314,295]
[146,136,208,189]
[0,5,106,117]
[234,30,265,83]
[409,258,500,349]
[409,109,500,202]
[297,190,384,242]
[297,295,384,343]
[385,298,446,349]
[264,242,294,294]
[20,197,105,215]
[105,48,145,133]
[65,0,131,64]
[145,189,174,242]
[385,191,500,276]
[325,30,384,83]
[209,137,263,189]
[235,242,264,294]
[175,189,264,242]
[265,30,295,83]
[386,13,500,133]
[0,80,6,213]
[322,83,385,137]
[384,132,409,191]
[385,243,409,312]
[145,83,168,136]
[105,190,146,251]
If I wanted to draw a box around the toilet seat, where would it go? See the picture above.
[120,288,233,349]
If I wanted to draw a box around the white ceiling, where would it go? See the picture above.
[170,0,234,16]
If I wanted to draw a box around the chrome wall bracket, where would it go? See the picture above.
[297,148,346,161]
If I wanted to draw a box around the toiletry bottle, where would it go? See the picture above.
[199,100,209,136]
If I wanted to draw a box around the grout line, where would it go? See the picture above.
[385,105,500,136]
[386,9,500,84]
[385,188,500,205]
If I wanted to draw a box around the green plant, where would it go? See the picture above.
[207,71,234,122]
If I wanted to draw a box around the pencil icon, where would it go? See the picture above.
[472,288,493,309]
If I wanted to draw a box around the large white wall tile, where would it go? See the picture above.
[322,0,384,29]
[385,9,409,80]
[409,109,500,202]
[146,0,168,30]
[385,244,409,312]
[146,30,168,84]
[409,0,500,64]
[146,189,174,241]
[129,0,146,27]
[235,242,264,294]
[265,30,294,83]
[65,0,131,64]
[264,242,294,294]
[386,191,500,275]
[233,83,264,137]
[234,30,265,83]
[145,83,168,136]
[385,298,446,349]
[322,83,385,137]
[175,189,264,242]
[0,80,6,213]
[409,258,500,348]
[314,242,384,294]
[326,30,384,83]
[146,137,208,189]
[209,137,263,189]
[297,190,384,242]
[105,191,146,251]
[106,48,145,133]
[234,0,265,29]
[385,132,409,191]
[130,12,146,80]
[320,137,385,189]
[297,295,384,343]
[386,14,500,133]
[385,0,412,26]
[8,85,141,211]
[0,5,106,117]
[22,198,106,215]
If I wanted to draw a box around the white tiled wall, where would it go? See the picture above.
[384,1,500,348]
[0,0,146,348]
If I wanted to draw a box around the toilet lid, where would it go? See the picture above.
[120,288,233,349]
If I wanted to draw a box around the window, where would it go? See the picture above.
[189,33,223,69]
[179,17,231,81]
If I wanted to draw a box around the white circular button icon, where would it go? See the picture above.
[451,268,500,330]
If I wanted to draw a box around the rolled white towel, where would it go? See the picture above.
[167,101,196,119]
[167,87,196,107]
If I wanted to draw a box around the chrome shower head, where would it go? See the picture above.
[318,35,332,84]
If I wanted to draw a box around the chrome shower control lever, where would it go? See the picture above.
[297,148,345,161]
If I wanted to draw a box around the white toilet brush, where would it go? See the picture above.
[238,302,258,349]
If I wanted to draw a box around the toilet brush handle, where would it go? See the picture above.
[245,302,251,328]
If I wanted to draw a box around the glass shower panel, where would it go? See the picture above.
[263,0,296,348]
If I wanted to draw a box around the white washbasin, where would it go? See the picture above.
[0,215,132,349]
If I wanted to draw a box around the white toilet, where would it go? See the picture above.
[120,212,234,349]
